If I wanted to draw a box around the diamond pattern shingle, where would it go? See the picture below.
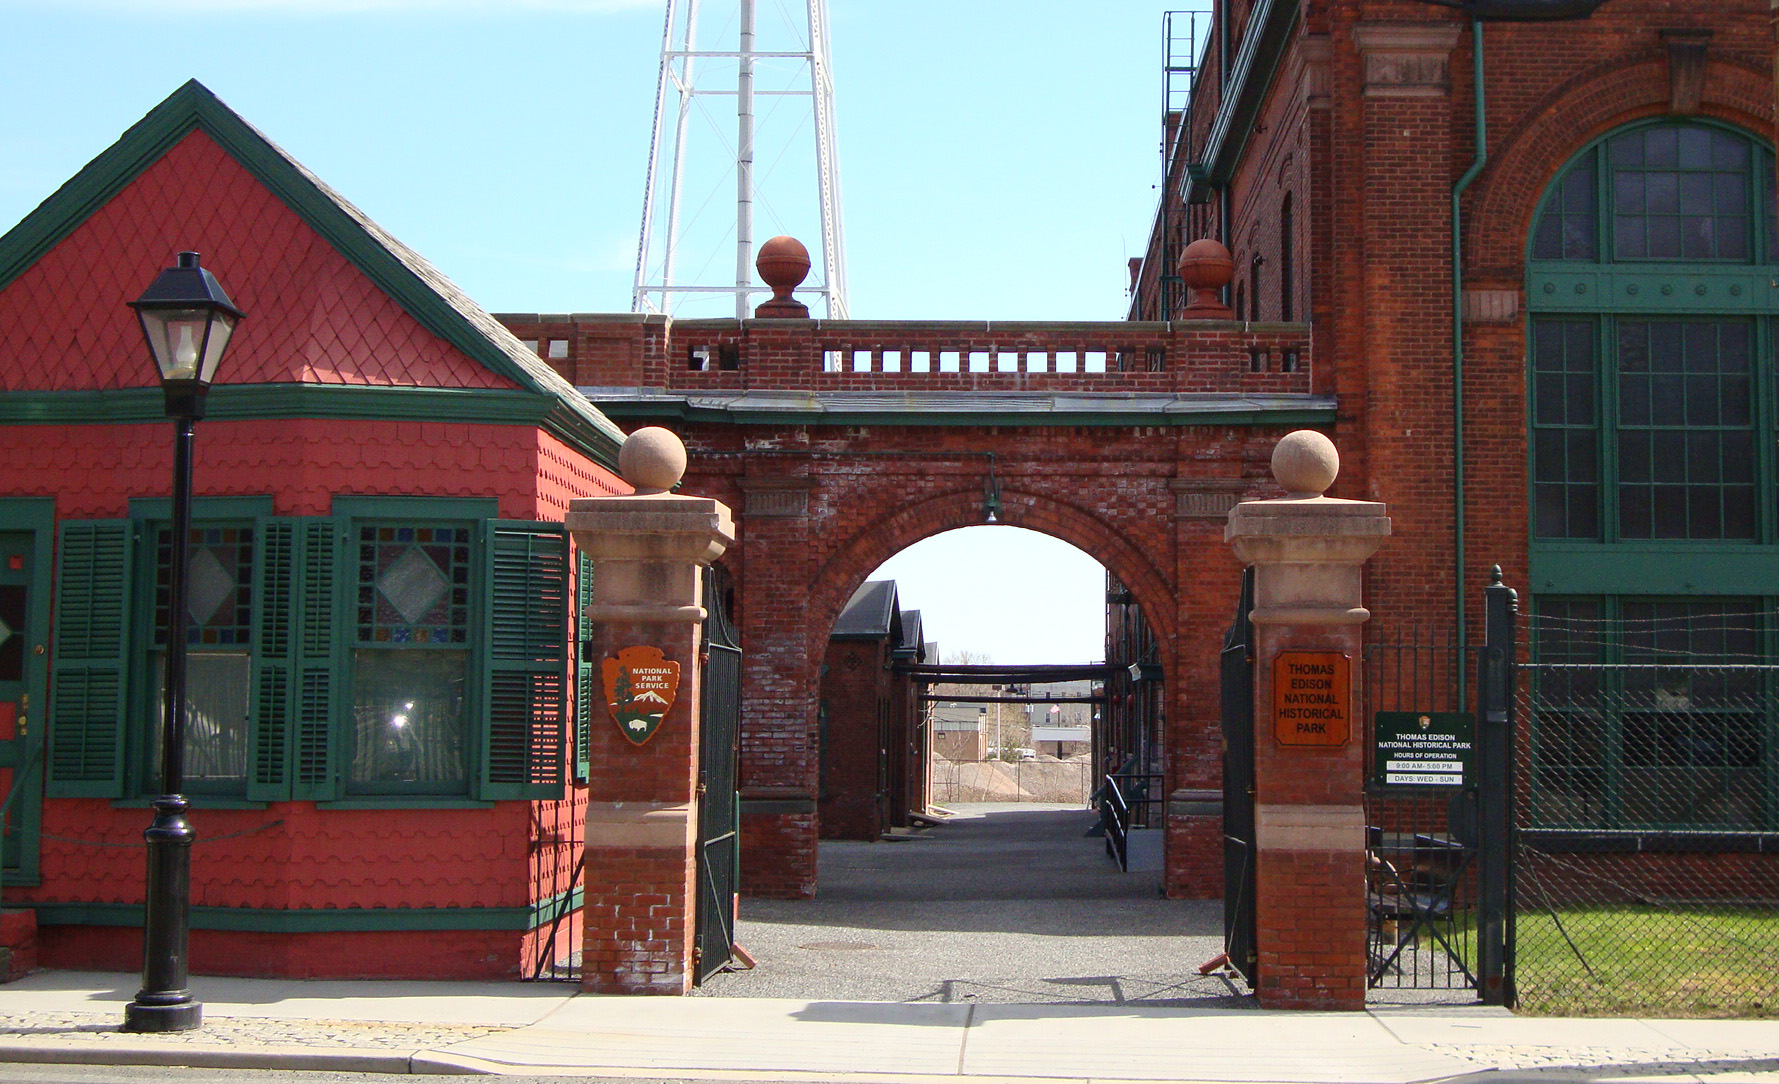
[0,130,517,393]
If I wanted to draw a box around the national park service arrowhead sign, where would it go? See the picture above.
[603,645,681,747]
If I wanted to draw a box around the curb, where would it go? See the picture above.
[0,1041,421,1075]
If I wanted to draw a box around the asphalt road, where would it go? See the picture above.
[692,802,1246,1007]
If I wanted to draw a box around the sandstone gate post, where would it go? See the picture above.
[1226,431,1390,1009]
[567,428,734,994]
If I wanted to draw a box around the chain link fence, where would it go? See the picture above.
[1514,603,1779,1017]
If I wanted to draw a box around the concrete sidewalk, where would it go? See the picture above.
[2,970,1778,1081]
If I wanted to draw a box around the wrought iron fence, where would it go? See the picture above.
[1514,604,1779,1017]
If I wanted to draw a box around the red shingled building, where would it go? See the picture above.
[0,82,626,979]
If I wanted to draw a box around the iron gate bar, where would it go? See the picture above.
[1367,830,1479,986]
[1361,620,1489,995]
[1220,567,1258,988]
[693,565,742,985]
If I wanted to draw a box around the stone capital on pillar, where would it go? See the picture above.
[1224,430,1389,1010]
[1227,431,1389,625]
[565,426,734,996]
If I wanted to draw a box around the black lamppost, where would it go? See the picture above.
[121,252,243,1034]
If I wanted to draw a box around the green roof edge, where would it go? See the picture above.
[0,79,623,470]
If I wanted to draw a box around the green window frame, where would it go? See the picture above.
[1527,119,1779,594]
[45,502,567,805]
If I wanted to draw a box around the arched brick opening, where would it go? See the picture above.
[807,484,1175,666]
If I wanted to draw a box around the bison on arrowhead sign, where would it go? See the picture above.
[603,645,681,747]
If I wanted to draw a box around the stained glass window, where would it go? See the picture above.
[355,525,471,645]
[149,523,254,791]
[153,526,253,646]
[351,522,473,793]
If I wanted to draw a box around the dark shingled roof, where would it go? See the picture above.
[832,579,901,639]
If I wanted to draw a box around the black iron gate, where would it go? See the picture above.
[1220,568,1258,987]
[694,565,742,985]
[1360,571,1515,1003]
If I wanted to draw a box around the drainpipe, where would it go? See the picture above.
[1219,0,1233,305]
[1452,16,1485,711]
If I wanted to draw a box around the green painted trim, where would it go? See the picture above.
[1529,544,1779,596]
[0,80,621,471]
[316,798,497,811]
[529,884,584,928]
[1186,0,1299,199]
[1527,265,1778,314]
[33,902,533,933]
[109,798,269,811]
[330,496,499,521]
[0,385,614,468]
[128,496,274,521]
[593,402,1337,429]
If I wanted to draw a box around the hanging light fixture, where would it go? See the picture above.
[983,456,1002,524]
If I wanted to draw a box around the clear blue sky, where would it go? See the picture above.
[0,0,1207,662]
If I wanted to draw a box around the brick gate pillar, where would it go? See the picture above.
[567,427,734,995]
[1226,431,1390,1010]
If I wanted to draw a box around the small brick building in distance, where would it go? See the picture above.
[0,82,627,979]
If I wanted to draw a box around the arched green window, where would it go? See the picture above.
[1524,120,1779,834]
[1528,120,1779,554]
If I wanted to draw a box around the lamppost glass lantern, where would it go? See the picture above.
[129,251,243,417]
[121,251,243,1034]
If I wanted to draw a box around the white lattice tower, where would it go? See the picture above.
[633,0,849,320]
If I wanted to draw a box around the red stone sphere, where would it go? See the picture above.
[1177,238,1234,290]
[756,235,812,294]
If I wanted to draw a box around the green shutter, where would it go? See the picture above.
[291,518,342,802]
[47,520,133,797]
[574,547,595,782]
[477,521,568,800]
[247,518,296,801]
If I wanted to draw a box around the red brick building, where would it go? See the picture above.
[1129,0,1779,873]
[0,82,627,978]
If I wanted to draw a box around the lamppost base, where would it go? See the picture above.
[123,998,203,1033]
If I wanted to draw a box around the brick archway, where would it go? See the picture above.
[512,312,1317,901]
[806,485,1176,666]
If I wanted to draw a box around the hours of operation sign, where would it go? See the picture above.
[1373,711,1475,787]
[1272,651,1351,746]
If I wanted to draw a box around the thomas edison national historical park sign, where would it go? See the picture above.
[1373,711,1475,788]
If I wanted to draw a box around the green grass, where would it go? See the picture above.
[1514,905,1779,1018]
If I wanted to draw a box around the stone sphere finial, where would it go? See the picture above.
[1178,238,1235,320]
[1271,430,1340,498]
[619,426,687,495]
[754,236,811,318]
